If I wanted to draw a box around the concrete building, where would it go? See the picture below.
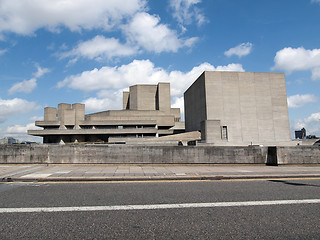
[28,83,184,143]
[184,71,291,145]
[0,137,18,144]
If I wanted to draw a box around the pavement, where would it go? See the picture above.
[1,164,320,182]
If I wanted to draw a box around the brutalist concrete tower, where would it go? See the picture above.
[184,71,291,144]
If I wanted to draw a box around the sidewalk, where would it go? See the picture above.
[1,164,320,182]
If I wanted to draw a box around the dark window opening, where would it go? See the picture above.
[221,126,228,140]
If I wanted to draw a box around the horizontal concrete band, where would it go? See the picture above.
[1,199,320,213]
[0,145,319,164]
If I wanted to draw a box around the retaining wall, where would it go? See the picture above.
[277,146,320,164]
[0,145,267,164]
[0,145,319,164]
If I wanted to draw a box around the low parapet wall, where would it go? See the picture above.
[0,145,319,164]
[277,146,320,164]
[0,145,267,164]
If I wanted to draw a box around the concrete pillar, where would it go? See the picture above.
[44,107,57,121]
[72,103,85,129]
[129,85,138,110]
[157,82,170,112]
[58,103,71,129]
[123,91,130,110]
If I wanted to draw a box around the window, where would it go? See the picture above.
[221,126,228,140]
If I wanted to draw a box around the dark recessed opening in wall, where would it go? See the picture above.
[221,126,228,140]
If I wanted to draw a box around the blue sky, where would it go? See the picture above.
[1,0,320,142]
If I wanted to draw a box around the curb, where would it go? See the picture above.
[2,174,320,182]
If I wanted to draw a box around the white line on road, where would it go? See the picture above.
[0,199,320,213]
[20,174,52,178]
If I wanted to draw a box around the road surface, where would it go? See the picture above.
[0,178,319,239]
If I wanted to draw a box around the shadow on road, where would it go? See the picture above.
[268,180,320,188]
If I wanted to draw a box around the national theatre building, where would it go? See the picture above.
[28,83,184,144]
[29,71,291,145]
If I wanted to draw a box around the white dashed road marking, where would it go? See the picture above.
[20,174,52,178]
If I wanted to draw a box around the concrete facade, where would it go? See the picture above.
[184,71,291,144]
[28,83,184,143]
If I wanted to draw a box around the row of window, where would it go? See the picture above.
[44,125,158,130]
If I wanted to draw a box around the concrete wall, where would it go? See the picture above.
[128,83,170,112]
[0,145,319,164]
[157,82,170,112]
[184,71,291,144]
[123,91,130,110]
[184,72,207,132]
[277,146,320,164]
[200,120,222,143]
[44,107,57,121]
[0,145,268,164]
[129,85,158,110]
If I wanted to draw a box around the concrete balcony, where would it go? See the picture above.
[35,121,60,127]
[28,128,158,136]
[79,120,157,126]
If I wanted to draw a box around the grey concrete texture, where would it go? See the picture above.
[184,71,291,144]
[0,144,319,165]
[0,144,268,164]
[277,146,320,164]
[1,164,320,182]
[29,82,183,144]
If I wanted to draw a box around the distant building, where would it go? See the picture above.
[28,83,185,143]
[184,71,291,144]
[0,137,18,144]
[295,128,306,139]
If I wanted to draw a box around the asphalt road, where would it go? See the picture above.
[0,179,319,239]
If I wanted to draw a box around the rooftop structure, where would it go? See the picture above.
[184,71,291,145]
[295,128,306,139]
[28,83,184,144]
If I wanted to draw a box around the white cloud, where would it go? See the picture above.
[33,64,50,78]
[2,123,41,142]
[8,78,37,95]
[8,64,50,95]
[58,59,244,94]
[59,59,244,114]
[123,12,198,53]
[0,0,146,37]
[29,116,44,121]
[169,0,206,29]
[82,89,124,112]
[60,35,137,62]
[58,12,199,61]
[5,123,39,134]
[82,98,118,113]
[272,47,320,80]
[287,94,318,108]
[0,49,7,55]
[294,112,320,136]
[0,98,39,122]
[224,42,253,58]
[172,96,185,116]
[311,0,320,4]
[0,118,6,124]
